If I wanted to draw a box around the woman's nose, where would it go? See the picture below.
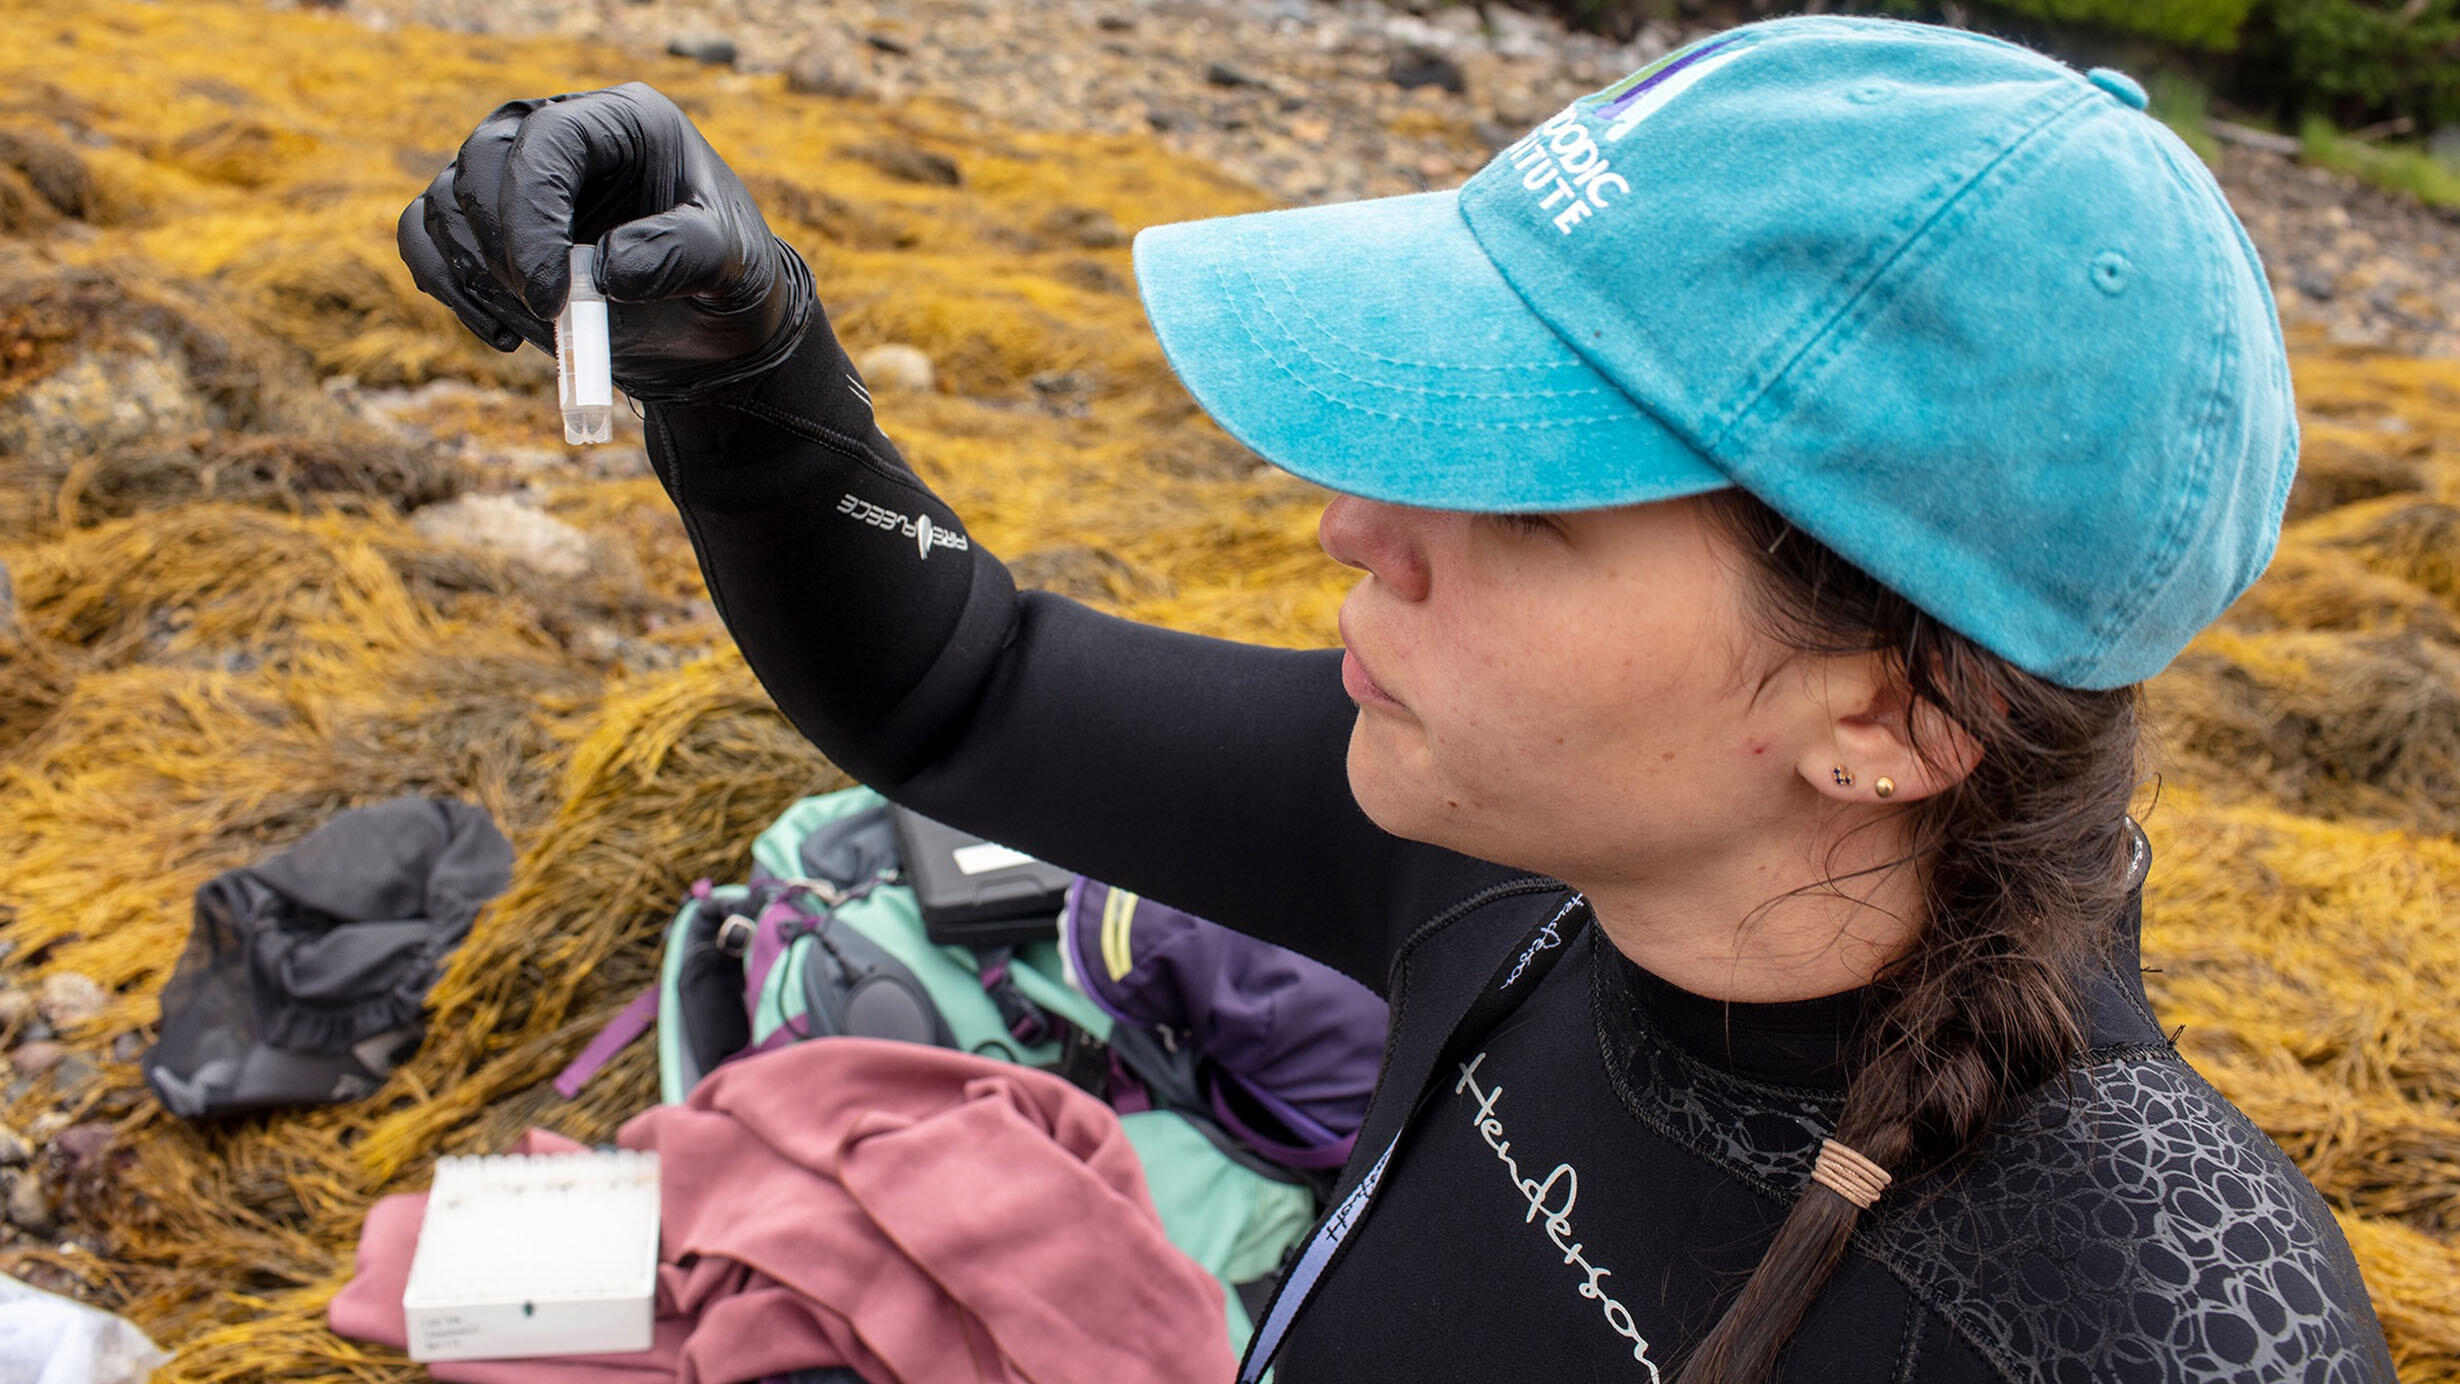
[1318,495,1432,601]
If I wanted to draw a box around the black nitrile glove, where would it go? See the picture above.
[398,82,814,402]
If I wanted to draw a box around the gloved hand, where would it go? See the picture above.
[398,82,814,401]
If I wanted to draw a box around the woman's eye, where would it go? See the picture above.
[1488,513,1560,538]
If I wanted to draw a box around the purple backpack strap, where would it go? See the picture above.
[552,988,661,1099]
[744,890,803,1016]
[1206,1071,1359,1171]
[555,878,723,1099]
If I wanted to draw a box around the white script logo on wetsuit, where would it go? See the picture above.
[1455,1052,1660,1380]
[836,493,971,561]
[1499,895,1584,992]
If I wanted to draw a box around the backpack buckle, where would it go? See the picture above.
[716,913,756,956]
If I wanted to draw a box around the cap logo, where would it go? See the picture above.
[1503,33,1759,236]
[1590,34,1755,143]
[1503,112,1629,236]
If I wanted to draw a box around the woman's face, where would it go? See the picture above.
[1320,492,1841,891]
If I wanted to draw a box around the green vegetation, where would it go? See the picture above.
[2261,0,2460,130]
[1527,0,2460,148]
[2299,114,2460,209]
[2134,69,2460,213]
[1986,0,2255,50]
[2145,69,2225,164]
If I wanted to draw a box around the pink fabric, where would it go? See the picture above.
[330,1038,1232,1384]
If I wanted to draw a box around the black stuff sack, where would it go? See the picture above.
[144,797,513,1119]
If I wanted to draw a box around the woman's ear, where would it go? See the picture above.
[1796,656,1983,806]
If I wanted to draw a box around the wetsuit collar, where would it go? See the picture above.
[1597,819,2166,1092]
[1600,942,1868,1090]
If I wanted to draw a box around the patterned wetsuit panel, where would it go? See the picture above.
[1591,949,1849,1194]
[1591,955,2395,1383]
[1865,1051,2395,1383]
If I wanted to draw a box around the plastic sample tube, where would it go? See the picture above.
[556,244,614,445]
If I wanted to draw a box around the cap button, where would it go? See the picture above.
[2086,67,2149,111]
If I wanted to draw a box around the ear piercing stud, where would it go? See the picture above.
[1874,777,1897,799]
[1831,766,1854,788]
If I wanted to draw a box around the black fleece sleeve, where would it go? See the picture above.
[640,314,1500,989]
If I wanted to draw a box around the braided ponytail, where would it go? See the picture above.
[1677,491,2144,1384]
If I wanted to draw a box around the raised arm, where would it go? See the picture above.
[642,309,1505,983]
[398,83,1500,986]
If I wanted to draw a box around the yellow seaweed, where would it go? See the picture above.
[0,0,2454,1378]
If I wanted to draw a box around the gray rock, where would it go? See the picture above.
[37,972,107,1029]
[110,1032,143,1063]
[1472,120,1522,153]
[665,31,738,65]
[1206,60,1265,89]
[865,32,911,55]
[2295,270,2338,302]
[0,1123,28,1166]
[9,1259,77,1298]
[2209,119,2303,158]
[854,343,936,394]
[1390,46,1466,95]
[52,1052,100,1091]
[0,126,96,219]
[6,1171,54,1235]
[0,557,13,640]
[2432,125,2460,168]
[53,1122,112,1166]
[844,140,961,186]
[0,336,209,462]
[1095,14,1135,31]
[785,34,872,99]
[409,494,597,580]
[1052,257,1127,295]
[1040,205,1126,249]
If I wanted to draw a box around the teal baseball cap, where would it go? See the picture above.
[1131,16,2296,690]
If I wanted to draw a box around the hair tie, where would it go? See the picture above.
[1813,1139,1893,1210]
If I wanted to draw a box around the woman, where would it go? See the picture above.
[402,16,2396,1381]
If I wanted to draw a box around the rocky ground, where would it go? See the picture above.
[9,0,2451,1260]
[320,0,2460,354]
[4,1,2459,1368]
[0,965,124,1291]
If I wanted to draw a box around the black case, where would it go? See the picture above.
[887,805,1072,947]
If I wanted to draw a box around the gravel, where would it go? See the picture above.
[325,0,1692,207]
[318,0,2458,353]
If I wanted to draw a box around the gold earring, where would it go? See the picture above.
[1831,765,1854,788]
[1874,777,1897,799]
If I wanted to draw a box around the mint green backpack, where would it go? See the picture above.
[654,786,1110,1103]
[628,786,1310,1358]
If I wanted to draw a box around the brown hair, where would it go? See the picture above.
[1679,489,2145,1384]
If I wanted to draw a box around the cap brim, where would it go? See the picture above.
[1132,189,1728,513]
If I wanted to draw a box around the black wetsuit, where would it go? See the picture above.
[643,318,2398,1382]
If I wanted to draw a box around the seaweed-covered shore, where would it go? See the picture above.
[2,0,2458,1378]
